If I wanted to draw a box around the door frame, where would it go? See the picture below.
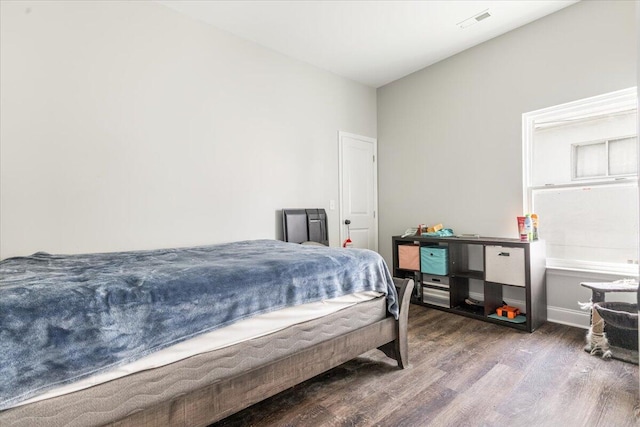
[338,131,379,251]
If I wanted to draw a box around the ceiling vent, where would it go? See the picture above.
[457,9,491,29]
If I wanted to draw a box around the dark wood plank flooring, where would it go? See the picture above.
[211,305,639,426]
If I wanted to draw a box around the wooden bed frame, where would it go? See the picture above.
[106,278,413,427]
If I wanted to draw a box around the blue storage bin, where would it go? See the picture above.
[420,246,448,275]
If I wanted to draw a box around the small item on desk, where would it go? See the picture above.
[524,214,533,241]
[426,223,443,233]
[517,214,539,241]
[401,228,418,238]
[517,216,528,241]
[422,228,455,237]
[417,224,423,235]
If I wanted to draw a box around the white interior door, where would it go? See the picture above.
[339,132,378,251]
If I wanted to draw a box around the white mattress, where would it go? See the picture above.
[15,291,383,408]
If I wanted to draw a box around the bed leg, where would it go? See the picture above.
[378,278,413,369]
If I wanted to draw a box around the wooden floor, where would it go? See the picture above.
[212,305,639,427]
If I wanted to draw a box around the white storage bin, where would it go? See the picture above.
[422,287,451,308]
[485,246,525,287]
[422,275,449,290]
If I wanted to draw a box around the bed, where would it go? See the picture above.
[0,239,412,426]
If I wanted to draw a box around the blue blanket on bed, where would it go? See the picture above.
[0,239,396,410]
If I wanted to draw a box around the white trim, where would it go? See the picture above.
[546,259,639,277]
[522,108,534,213]
[523,87,637,130]
[338,131,345,246]
[529,177,636,192]
[547,306,590,329]
[546,266,635,281]
[338,131,379,251]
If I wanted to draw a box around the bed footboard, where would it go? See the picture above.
[377,277,413,369]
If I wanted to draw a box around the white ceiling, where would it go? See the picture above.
[158,0,579,88]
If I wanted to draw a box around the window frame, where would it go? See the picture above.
[522,87,638,275]
[571,135,637,181]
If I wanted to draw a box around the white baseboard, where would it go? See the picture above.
[547,306,590,329]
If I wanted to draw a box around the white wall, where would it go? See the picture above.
[0,1,377,258]
[377,0,637,326]
[636,0,639,402]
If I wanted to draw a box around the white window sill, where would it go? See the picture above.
[546,260,639,279]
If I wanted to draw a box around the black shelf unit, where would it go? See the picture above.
[392,235,546,332]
